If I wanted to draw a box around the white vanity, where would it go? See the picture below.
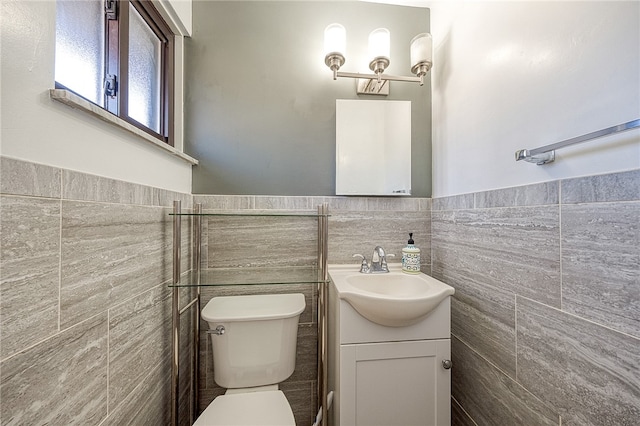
[327,265,455,426]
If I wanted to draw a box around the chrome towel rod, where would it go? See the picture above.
[515,119,640,165]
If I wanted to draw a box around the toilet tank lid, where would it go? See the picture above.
[202,293,306,322]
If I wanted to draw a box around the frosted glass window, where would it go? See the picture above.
[128,3,162,133]
[53,0,173,144]
[55,0,105,106]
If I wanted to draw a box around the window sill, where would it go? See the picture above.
[50,89,198,166]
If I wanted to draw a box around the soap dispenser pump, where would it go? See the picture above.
[402,232,421,274]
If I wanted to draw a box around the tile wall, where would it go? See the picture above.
[193,194,431,425]
[0,157,193,425]
[4,155,635,425]
[432,169,640,425]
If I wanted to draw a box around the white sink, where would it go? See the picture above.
[329,265,455,327]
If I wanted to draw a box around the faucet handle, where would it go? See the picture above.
[381,253,395,272]
[353,254,370,273]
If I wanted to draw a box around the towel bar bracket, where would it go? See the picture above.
[515,149,555,165]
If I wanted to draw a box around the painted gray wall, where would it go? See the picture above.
[185,1,431,196]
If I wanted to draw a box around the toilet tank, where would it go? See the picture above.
[202,293,306,389]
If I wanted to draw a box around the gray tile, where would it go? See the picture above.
[280,380,315,426]
[179,309,195,426]
[309,196,328,210]
[323,196,368,211]
[197,388,225,416]
[254,196,312,210]
[193,195,254,210]
[517,297,640,425]
[475,181,559,208]
[200,216,209,270]
[60,202,169,328]
[0,196,60,359]
[206,215,318,267]
[0,313,108,425]
[108,285,172,410]
[451,397,478,426]
[205,337,218,392]
[153,188,191,208]
[179,281,197,312]
[561,169,640,204]
[562,202,640,338]
[285,323,318,383]
[432,193,474,211]
[0,156,61,198]
[431,207,561,308]
[418,197,432,211]
[106,359,171,426]
[366,197,421,211]
[451,336,558,426]
[200,323,216,390]
[421,263,432,277]
[328,210,430,266]
[62,169,154,205]
[440,269,516,378]
[177,212,193,281]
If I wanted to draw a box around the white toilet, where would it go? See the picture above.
[194,293,306,426]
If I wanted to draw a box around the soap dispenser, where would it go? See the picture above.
[402,233,421,274]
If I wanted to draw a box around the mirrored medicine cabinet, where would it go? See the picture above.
[336,99,412,196]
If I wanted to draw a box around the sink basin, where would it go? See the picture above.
[329,265,455,327]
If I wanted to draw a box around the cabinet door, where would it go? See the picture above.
[340,339,451,426]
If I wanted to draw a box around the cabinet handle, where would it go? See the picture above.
[442,359,452,370]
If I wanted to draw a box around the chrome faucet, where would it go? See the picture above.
[353,246,395,273]
[370,246,390,273]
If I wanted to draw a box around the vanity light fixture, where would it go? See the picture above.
[324,23,432,92]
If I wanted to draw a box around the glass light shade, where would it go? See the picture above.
[324,23,346,56]
[410,33,432,67]
[368,28,390,60]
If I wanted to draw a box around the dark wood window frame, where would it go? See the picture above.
[56,0,175,146]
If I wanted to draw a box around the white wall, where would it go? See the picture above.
[0,0,193,193]
[158,0,192,36]
[429,1,639,197]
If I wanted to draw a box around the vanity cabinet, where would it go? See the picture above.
[328,278,452,426]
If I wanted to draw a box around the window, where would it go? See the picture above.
[55,0,174,145]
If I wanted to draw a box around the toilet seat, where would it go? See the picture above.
[193,390,295,426]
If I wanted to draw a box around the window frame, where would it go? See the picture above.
[55,0,175,146]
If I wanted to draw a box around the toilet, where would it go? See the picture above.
[194,293,306,426]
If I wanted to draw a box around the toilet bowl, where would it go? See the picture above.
[194,293,305,426]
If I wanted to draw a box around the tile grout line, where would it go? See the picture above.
[518,295,640,341]
[106,308,111,419]
[514,294,518,383]
[558,181,563,312]
[0,310,107,364]
[451,395,480,426]
[451,332,516,380]
[452,332,553,411]
[58,170,63,332]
